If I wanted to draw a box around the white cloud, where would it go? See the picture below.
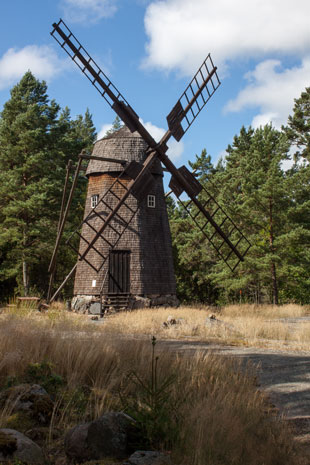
[143,0,310,75]
[0,46,67,90]
[217,150,228,162]
[224,58,310,128]
[97,123,113,139]
[97,119,184,160]
[61,0,117,24]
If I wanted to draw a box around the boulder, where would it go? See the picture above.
[0,429,44,464]
[65,411,137,461]
[88,301,101,315]
[205,315,236,333]
[132,296,151,309]
[167,315,176,325]
[163,316,185,328]
[123,450,172,465]
[150,295,179,307]
[71,295,93,313]
[0,384,53,425]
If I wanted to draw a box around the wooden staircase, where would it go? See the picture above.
[102,294,131,313]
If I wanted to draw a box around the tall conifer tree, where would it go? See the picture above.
[209,125,290,304]
[0,72,96,297]
[284,87,310,161]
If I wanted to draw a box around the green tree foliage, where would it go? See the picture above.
[284,87,310,161]
[0,72,96,298]
[167,149,219,303]
[169,124,310,305]
[279,87,310,302]
[105,115,123,136]
[210,125,291,304]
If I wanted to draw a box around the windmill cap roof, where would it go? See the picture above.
[86,125,163,176]
[100,125,142,140]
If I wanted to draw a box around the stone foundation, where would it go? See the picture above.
[71,294,179,314]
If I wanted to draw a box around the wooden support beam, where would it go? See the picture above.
[47,160,73,302]
[47,156,83,303]
[49,263,78,304]
[79,154,127,165]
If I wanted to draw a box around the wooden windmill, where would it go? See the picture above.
[48,19,250,314]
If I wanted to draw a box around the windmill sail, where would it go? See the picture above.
[167,55,220,141]
[51,19,250,275]
[172,182,251,272]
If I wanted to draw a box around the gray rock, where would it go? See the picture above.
[71,295,93,313]
[64,422,90,462]
[88,301,101,315]
[0,384,53,424]
[123,450,171,465]
[65,411,137,461]
[132,296,151,309]
[151,295,179,307]
[205,315,236,333]
[0,429,44,464]
[163,316,185,328]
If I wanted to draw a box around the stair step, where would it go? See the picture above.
[102,294,131,312]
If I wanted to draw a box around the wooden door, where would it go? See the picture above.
[108,250,130,294]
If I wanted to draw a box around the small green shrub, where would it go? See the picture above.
[23,361,64,395]
[1,361,64,399]
[121,337,184,450]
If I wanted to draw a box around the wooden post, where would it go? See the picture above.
[49,263,78,304]
[47,156,83,303]
[47,160,73,302]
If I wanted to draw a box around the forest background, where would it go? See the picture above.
[1,72,310,306]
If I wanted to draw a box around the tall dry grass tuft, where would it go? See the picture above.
[220,303,309,319]
[0,309,303,464]
[175,353,295,465]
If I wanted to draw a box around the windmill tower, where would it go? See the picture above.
[48,20,251,314]
[73,126,177,311]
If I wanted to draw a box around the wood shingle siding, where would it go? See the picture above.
[73,126,176,306]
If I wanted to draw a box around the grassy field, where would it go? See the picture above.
[96,303,310,351]
[0,302,309,464]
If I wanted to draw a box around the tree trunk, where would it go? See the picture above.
[270,262,278,305]
[22,226,29,296]
[269,197,278,305]
[22,258,29,296]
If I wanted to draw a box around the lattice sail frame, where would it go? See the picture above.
[51,20,133,112]
[175,185,251,272]
[167,55,220,141]
[50,19,251,279]
[67,171,140,273]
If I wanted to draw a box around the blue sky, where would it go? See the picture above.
[1,0,310,176]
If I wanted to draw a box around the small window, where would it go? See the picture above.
[147,194,156,208]
[91,194,99,208]
[92,279,97,288]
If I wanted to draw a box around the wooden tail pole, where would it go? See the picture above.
[57,160,73,233]
[49,263,78,304]
[47,160,73,303]
[47,156,83,303]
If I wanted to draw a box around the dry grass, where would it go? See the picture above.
[100,303,310,350]
[0,306,306,465]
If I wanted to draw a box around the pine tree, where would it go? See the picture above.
[209,125,291,304]
[167,149,219,303]
[105,116,123,136]
[284,87,310,161]
[0,72,96,297]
